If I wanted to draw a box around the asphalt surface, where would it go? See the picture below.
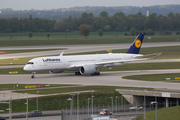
[0,69,180,89]
[1,42,180,59]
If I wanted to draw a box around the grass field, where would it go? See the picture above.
[14,85,152,95]
[134,106,180,120]
[0,32,180,46]
[1,62,180,74]
[0,84,74,91]
[122,73,180,82]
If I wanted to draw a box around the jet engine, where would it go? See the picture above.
[79,65,97,75]
[49,70,64,74]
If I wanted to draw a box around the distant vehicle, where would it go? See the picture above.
[29,110,42,116]
[0,116,6,120]
[100,109,112,115]
[129,105,143,110]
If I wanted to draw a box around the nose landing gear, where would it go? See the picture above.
[31,72,35,79]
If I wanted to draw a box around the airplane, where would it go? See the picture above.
[23,32,161,78]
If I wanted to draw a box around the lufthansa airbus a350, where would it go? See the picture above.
[23,33,161,78]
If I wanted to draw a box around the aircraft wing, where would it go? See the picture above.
[70,58,147,67]
[69,53,161,68]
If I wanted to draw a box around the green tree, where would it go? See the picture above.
[104,25,111,31]
[88,13,94,18]
[98,29,103,38]
[176,31,180,35]
[100,11,108,18]
[28,32,33,40]
[47,32,51,40]
[129,28,138,36]
[159,30,172,35]
[81,12,88,19]
[145,29,155,35]
[79,24,91,38]
[143,13,159,30]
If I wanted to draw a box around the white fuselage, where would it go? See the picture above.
[23,53,142,73]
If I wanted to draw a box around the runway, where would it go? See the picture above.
[1,42,180,59]
[1,69,180,89]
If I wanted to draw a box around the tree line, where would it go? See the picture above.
[0,11,180,34]
[0,15,55,33]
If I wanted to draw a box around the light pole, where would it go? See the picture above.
[88,98,90,117]
[110,97,113,114]
[70,94,75,110]
[121,94,123,110]
[116,96,118,113]
[77,93,80,120]
[151,100,157,120]
[91,90,94,115]
[144,90,146,120]
[155,95,157,120]
[67,98,72,120]
[37,91,39,110]
[25,93,28,120]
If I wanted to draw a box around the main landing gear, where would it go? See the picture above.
[31,72,35,79]
[75,72,81,75]
[91,72,100,76]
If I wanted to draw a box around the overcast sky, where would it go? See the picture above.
[1,0,180,10]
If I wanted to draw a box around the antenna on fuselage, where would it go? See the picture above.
[60,52,64,56]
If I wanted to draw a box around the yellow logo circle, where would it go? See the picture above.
[135,39,141,48]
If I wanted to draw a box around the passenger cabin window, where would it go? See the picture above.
[27,62,34,65]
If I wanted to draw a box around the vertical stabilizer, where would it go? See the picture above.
[126,33,145,54]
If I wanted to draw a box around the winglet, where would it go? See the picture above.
[126,32,145,54]
[60,52,64,56]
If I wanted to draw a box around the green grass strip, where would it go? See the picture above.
[14,86,153,95]
[0,31,179,46]
[134,106,180,120]
[122,73,180,82]
[0,84,75,91]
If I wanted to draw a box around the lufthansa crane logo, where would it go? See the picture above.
[135,39,141,48]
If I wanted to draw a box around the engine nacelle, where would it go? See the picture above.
[49,70,64,74]
[79,65,97,75]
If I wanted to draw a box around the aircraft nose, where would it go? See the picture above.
[23,65,29,71]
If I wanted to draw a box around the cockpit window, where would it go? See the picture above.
[27,62,34,65]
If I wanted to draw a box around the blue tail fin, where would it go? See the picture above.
[126,32,145,54]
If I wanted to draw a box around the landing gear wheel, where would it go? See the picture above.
[31,72,35,79]
[91,72,100,76]
[31,75,35,79]
[75,72,81,75]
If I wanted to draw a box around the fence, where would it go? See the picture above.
[1,101,178,119]
[61,101,176,120]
